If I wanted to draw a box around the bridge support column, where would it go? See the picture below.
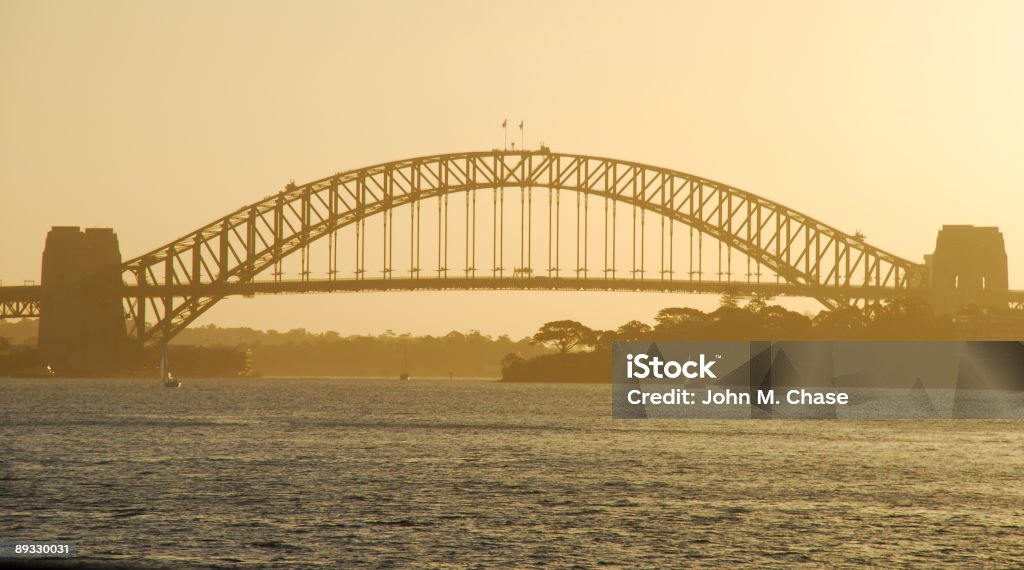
[925,225,1008,316]
[38,227,128,376]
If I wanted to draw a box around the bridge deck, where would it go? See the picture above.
[3,278,1023,311]
[0,285,41,302]
[135,277,913,299]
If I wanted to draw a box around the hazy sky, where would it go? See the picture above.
[2,0,1022,338]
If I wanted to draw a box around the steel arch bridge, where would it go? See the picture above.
[109,148,933,347]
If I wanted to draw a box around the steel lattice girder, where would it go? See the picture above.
[119,149,927,347]
[0,299,39,319]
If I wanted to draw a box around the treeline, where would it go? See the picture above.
[546,295,968,346]
[176,326,547,378]
[0,321,548,378]
[0,337,38,376]
[501,295,986,382]
[0,339,249,378]
[0,319,37,346]
[4,296,1017,379]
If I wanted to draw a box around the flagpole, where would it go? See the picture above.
[519,121,524,151]
[502,119,508,150]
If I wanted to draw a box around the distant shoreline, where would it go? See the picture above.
[499,377,607,384]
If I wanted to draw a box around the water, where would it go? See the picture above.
[1,377,1022,568]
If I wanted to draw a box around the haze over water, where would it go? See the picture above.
[2,377,1022,568]
[4,1,1024,338]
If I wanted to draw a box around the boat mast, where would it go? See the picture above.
[160,343,169,380]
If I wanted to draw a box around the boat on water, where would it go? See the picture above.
[399,350,410,380]
[161,344,181,388]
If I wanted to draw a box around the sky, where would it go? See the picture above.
[1,0,1022,338]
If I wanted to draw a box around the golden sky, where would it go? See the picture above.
[1,0,1022,337]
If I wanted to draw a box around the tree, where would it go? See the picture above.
[615,320,653,341]
[591,329,618,350]
[530,320,595,353]
[812,306,869,339]
[719,291,741,309]
[759,305,813,339]
[747,293,774,313]
[703,305,762,339]
[500,352,526,370]
[867,297,953,340]
[654,307,706,329]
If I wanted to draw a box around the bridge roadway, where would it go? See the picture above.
[124,277,918,300]
[3,279,1024,319]
[0,284,39,318]
[3,277,1024,301]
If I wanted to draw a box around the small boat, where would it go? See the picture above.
[399,350,410,380]
[161,344,181,388]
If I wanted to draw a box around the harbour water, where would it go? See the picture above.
[2,377,1022,568]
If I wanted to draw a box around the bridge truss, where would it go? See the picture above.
[0,285,41,319]
[114,149,929,347]
[0,299,38,319]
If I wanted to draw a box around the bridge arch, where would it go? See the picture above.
[122,149,924,346]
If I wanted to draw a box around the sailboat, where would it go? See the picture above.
[399,349,410,380]
[161,344,181,388]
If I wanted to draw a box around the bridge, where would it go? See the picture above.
[1,148,1021,372]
